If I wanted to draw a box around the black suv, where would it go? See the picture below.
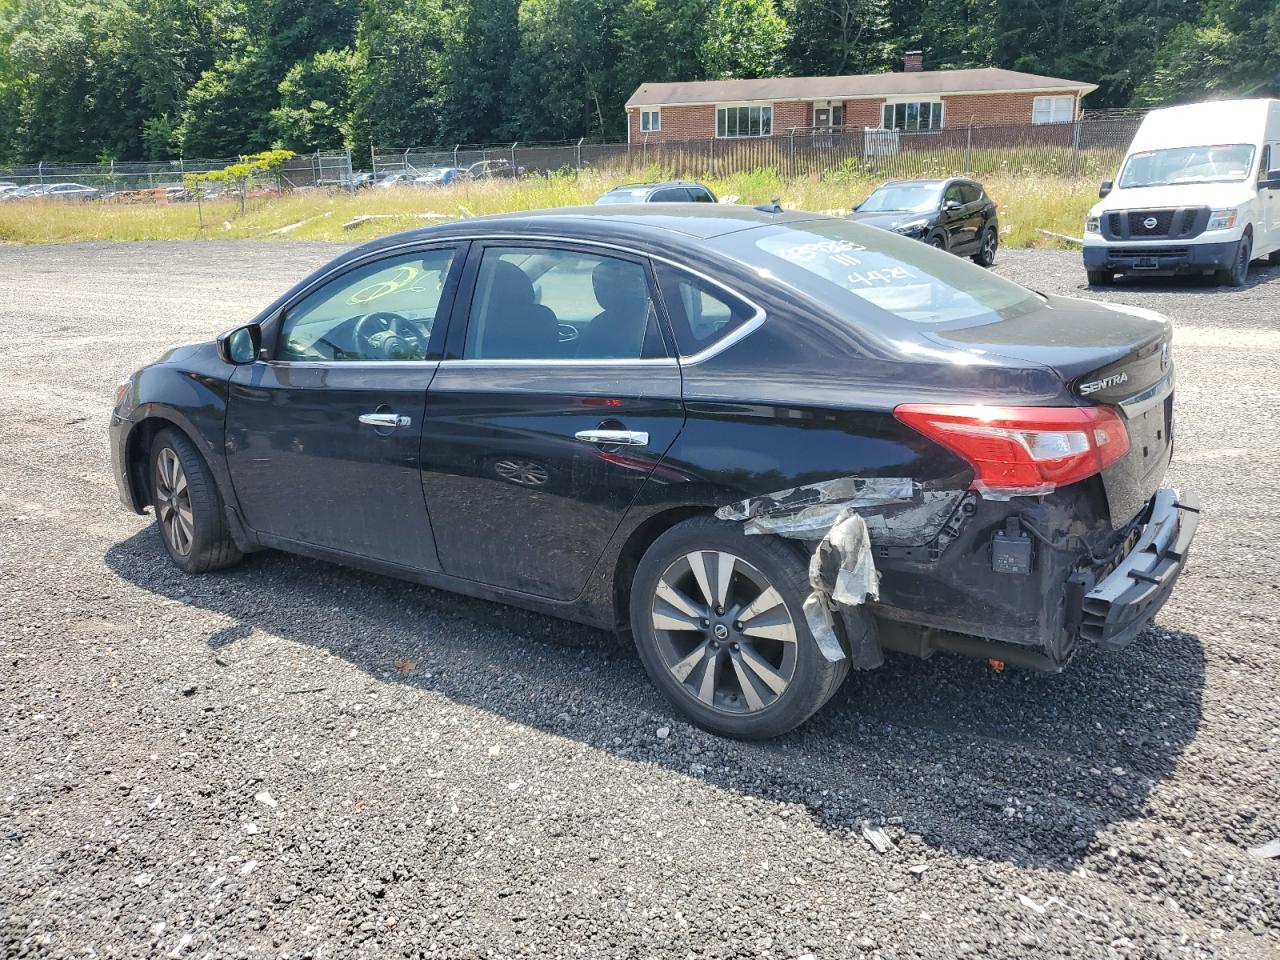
[595,181,717,204]
[850,177,999,266]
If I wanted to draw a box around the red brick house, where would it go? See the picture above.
[625,55,1097,143]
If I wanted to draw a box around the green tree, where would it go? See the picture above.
[701,0,789,79]
[271,48,356,150]
[788,0,891,75]
[347,0,453,148]
[177,50,278,156]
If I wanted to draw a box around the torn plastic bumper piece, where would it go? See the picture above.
[1077,488,1200,652]
[716,478,910,667]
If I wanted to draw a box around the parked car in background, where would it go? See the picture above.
[1084,98,1280,287]
[466,159,526,180]
[111,205,1197,739]
[43,182,101,202]
[418,166,464,187]
[351,171,393,190]
[595,181,718,204]
[377,172,419,189]
[849,178,999,266]
[0,183,19,198]
[1,184,51,201]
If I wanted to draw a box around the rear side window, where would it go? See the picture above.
[463,247,667,361]
[689,188,715,203]
[655,265,756,356]
[650,187,690,202]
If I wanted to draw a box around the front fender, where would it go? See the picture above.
[111,343,235,514]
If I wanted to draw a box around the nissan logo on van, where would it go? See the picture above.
[1143,217,1159,229]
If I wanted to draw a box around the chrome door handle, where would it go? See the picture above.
[575,429,649,446]
[358,413,412,429]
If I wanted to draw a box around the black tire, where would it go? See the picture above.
[1217,232,1251,287]
[927,234,946,250]
[972,227,998,267]
[1086,269,1114,287]
[149,427,242,574]
[1268,249,1280,266]
[629,515,851,739]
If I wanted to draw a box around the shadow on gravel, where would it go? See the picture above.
[107,527,1205,873]
[1081,261,1280,295]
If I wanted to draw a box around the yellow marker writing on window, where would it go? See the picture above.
[348,265,420,305]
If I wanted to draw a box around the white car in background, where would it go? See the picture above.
[1084,98,1280,287]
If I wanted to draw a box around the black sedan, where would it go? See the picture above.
[111,205,1197,738]
[850,177,999,266]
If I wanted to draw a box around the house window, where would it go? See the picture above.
[639,110,660,133]
[1032,95,1075,125]
[882,101,943,132]
[813,104,844,127]
[716,105,773,138]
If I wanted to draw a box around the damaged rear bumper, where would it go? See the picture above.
[1075,487,1200,652]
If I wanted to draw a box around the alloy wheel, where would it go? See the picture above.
[155,447,194,556]
[650,551,798,714]
[982,231,997,262]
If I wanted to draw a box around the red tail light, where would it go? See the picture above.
[893,403,1130,496]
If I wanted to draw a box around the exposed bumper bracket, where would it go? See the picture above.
[1079,488,1200,652]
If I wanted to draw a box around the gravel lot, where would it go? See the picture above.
[1,240,1278,959]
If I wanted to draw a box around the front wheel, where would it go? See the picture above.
[1217,233,1252,287]
[150,428,242,574]
[927,234,946,250]
[972,227,998,267]
[1086,269,1114,287]
[629,516,850,739]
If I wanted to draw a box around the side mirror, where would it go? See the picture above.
[1099,180,1113,199]
[1265,169,1280,187]
[216,323,262,364]
[943,199,962,211]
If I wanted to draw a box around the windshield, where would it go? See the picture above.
[713,218,1038,330]
[857,184,942,213]
[595,190,650,204]
[1118,144,1256,188]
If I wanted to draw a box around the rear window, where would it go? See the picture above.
[713,218,1037,329]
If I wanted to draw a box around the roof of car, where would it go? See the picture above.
[601,181,710,193]
[358,205,821,251]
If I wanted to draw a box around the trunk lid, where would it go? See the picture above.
[924,294,1175,527]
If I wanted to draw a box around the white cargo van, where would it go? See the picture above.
[1083,98,1280,286]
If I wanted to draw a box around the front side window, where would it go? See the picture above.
[711,219,1038,331]
[278,249,455,361]
[882,101,943,132]
[1117,143,1256,188]
[716,105,773,138]
[464,247,666,361]
[640,109,660,132]
[654,265,756,356]
[1032,95,1075,125]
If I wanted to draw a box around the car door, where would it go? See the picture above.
[225,244,466,571]
[420,240,685,600]
[940,182,970,249]
[1260,144,1280,256]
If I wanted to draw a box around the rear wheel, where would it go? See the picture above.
[629,516,850,739]
[1086,269,1114,287]
[149,428,242,574]
[972,227,998,267]
[1217,232,1252,287]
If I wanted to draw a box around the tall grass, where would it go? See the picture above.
[0,167,1094,248]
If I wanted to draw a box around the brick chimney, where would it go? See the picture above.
[904,50,924,72]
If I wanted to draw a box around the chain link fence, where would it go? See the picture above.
[372,117,1144,184]
[0,151,354,200]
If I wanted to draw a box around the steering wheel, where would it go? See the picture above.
[353,311,421,359]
